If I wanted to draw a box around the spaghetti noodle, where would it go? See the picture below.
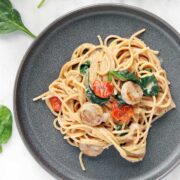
[33,29,175,170]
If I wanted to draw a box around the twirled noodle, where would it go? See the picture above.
[33,29,175,171]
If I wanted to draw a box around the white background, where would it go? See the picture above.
[0,0,180,179]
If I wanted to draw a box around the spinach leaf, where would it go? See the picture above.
[116,95,127,105]
[108,70,137,82]
[80,61,91,75]
[145,68,152,72]
[37,0,46,8]
[115,125,128,136]
[138,75,159,96]
[86,86,109,105]
[108,71,113,81]
[0,0,36,38]
[115,124,122,131]
[85,71,109,105]
[0,105,12,153]
[120,132,128,136]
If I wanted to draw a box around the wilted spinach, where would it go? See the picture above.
[0,105,13,153]
[108,70,137,82]
[138,75,160,96]
[120,132,128,136]
[115,124,122,131]
[0,0,36,38]
[80,61,91,75]
[145,68,152,72]
[115,124,128,136]
[108,69,159,97]
[116,95,127,105]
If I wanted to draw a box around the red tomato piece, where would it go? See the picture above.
[112,101,119,109]
[92,80,113,98]
[111,105,133,123]
[49,96,62,112]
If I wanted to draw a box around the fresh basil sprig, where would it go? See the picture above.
[138,75,159,96]
[85,71,109,105]
[0,105,13,153]
[80,61,91,75]
[0,0,36,38]
[37,0,46,8]
[108,70,137,82]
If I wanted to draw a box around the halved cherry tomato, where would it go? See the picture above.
[112,101,119,109]
[92,80,113,98]
[111,105,133,123]
[49,96,62,112]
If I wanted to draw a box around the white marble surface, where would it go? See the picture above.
[0,0,180,179]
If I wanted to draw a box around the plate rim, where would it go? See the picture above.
[13,3,180,180]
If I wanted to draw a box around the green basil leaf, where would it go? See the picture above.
[37,0,46,8]
[80,61,91,75]
[0,105,13,153]
[85,71,109,105]
[116,95,127,105]
[0,0,36,38]
[138,75,159,96]
[108,70,138,82]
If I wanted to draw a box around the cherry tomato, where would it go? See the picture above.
[112,101,119,109]
[111,105,133,123]
[49,96,62,112]
[92,80,113,98]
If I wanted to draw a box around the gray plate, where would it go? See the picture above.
[14,4,180,180]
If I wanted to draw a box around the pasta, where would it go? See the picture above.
[33,29,175,170]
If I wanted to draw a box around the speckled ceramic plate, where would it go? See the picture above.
[14,4,180,180]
